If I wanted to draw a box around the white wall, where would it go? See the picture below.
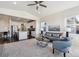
[0,15,10,32]
[41,6,79,47]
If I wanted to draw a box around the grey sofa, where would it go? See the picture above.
[44,32,62,41]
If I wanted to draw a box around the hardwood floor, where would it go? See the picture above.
[0,38,18,44]
[0,38,34,45]
[0,39,4,44]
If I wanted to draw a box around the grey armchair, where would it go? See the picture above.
[52,38,71,57]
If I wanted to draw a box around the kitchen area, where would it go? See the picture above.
[0,14,36,44]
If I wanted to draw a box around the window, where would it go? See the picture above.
[66,16,79,34]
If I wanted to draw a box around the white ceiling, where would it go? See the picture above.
[0,1,79,18]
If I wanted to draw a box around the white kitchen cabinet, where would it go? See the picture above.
[18,31,28,40]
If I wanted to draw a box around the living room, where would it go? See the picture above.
[0,0,79,58]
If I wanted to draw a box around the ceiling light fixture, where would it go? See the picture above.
[35,9,40,14]
[27,1,47,10]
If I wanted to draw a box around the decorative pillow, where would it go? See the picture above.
[51,33,60,38]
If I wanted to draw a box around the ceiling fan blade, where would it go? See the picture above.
[27,4,36,6]
[34,1,38,4]
[40,4,47,8]
[39,1,43,3]
[36,6,39,10]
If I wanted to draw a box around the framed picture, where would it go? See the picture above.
[48,25,60,31]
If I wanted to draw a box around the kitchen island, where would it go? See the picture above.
[18,31,28,41]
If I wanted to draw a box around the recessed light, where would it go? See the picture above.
[13,2,17,5]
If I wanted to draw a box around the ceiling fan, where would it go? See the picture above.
[27,1,47,10]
